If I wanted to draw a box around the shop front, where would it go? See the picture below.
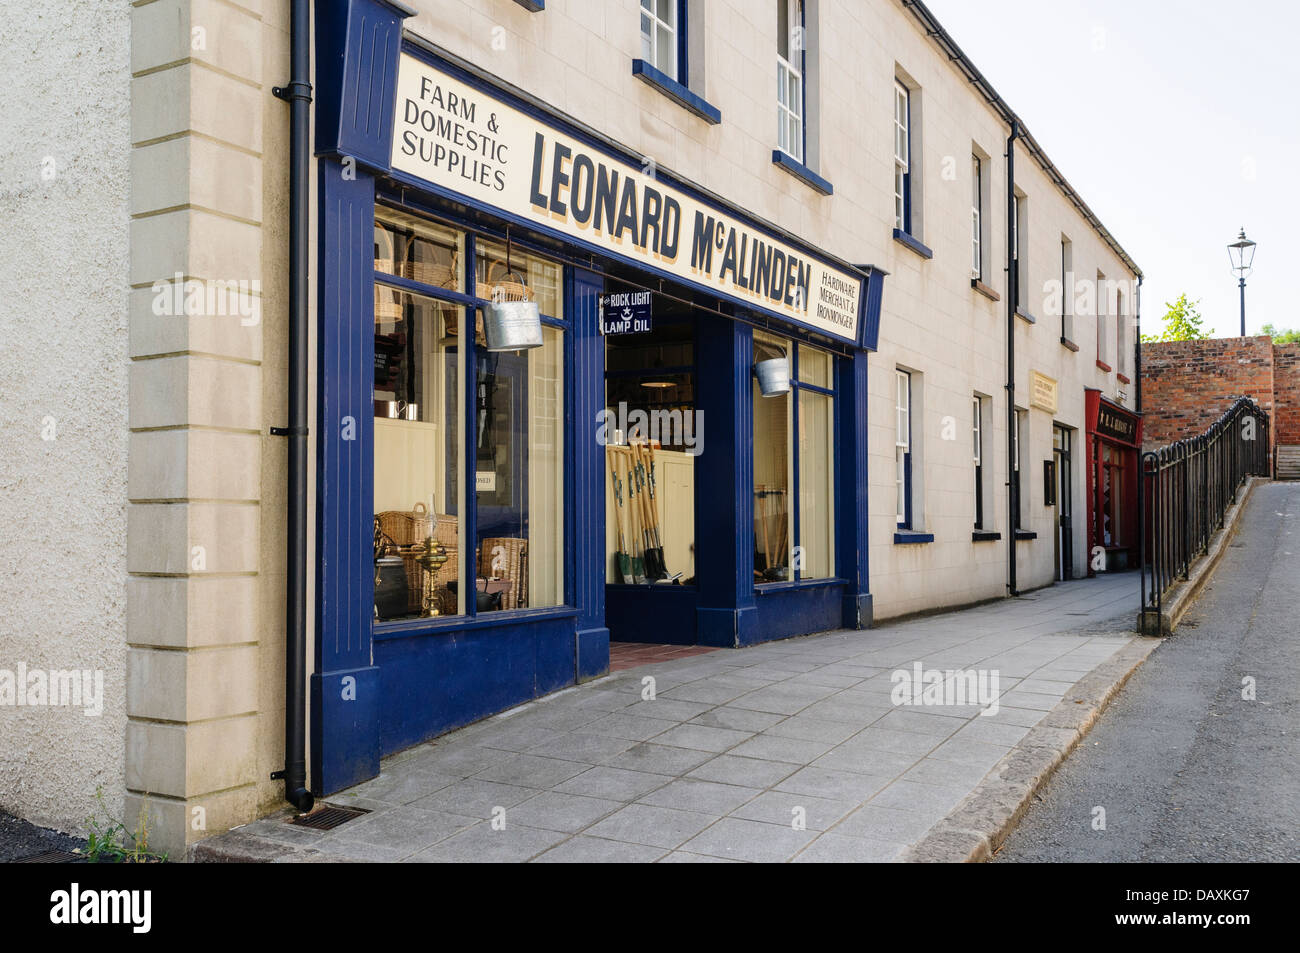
[1084,389,1142,574]
[310,2,884,794]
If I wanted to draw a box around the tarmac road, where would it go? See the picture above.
[995,481,1300,863]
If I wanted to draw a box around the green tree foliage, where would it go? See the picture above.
[1260,323,1300,345]
[1140,294,1208,342]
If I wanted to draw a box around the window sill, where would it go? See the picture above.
[632,60,722,124]
[512,0,544,10]
[972,530,1002,542]
[1117,372,1131,384]
[755,577,847,595]
[894,531,935,545]
[771,151,833,195]
[374,605,580,641]
[607,583,698,592]
[1015,307,1037,325]
[1096,359,1112,372]
[1014,530,1038,541]
[971,278,1000,302]
[892,229,933,260]
[1060,336,1080,352]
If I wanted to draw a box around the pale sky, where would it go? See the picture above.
[923,0,1300,338]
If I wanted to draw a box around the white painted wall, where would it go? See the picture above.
[0,3,131,832]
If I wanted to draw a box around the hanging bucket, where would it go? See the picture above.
[481,266,542,351]
[483,300,543,351]
[755,357,791,397]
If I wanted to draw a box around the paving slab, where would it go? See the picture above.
[193,572,1151,863]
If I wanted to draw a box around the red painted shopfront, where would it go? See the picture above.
[1085,390,1142,573]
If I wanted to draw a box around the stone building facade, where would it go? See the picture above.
[1,0,1143,856]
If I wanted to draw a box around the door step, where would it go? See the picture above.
[1277,446,1300,480]
[1278,445,1300,480]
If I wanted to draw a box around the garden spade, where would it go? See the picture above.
[608,451,632,583]
[619,449,646,584]
[640,442,668,580]
[631,445,664,581]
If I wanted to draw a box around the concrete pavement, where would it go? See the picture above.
[201,572,1144,863]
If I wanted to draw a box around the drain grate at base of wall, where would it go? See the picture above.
[13,849,86,863]
[288,804,371,831]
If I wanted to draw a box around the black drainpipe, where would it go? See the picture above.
[1134,275,1144,414]
[270,0,314,814]
[1006,120,1020,597]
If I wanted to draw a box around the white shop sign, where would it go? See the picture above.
[390,54,863,343]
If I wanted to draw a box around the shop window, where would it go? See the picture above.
[777,0,805,163]
[604,305,697,585]
[475,238,563,319]
[797,345,835,579]
[375,210,465,293]
[471,240,566,611]
[371,213,566,623]
[372,221,466,619]
[753,331,835,583]
[1100,444,1125,547]
[895,369,911,528]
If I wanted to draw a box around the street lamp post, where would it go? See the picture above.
[1228,228,1257,337]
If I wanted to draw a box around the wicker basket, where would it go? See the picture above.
[403,249,457,290]
[480,263,536,305]
[478,537,528,610]
[431,514,459,613]
[442,308,484,340]
[374,285,404,324]
[374,227,399,277]
[378,503,433,611]
[377,502,432,548]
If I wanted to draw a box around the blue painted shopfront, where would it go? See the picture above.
[310,0,885,795]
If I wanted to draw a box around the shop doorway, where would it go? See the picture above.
[1096,442,1128,566]
[1053,424,1073,581]
[602,272,700,645]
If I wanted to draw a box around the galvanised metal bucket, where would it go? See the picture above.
[755,357,791,397]
[482,300,543,351]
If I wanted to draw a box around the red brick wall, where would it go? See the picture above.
[1275,343,1300,445]
[1139,337,1276,448]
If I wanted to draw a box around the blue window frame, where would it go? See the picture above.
[753,330,838,587]
[371,198,574,636]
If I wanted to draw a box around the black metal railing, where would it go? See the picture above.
[1139,396,1271,632]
